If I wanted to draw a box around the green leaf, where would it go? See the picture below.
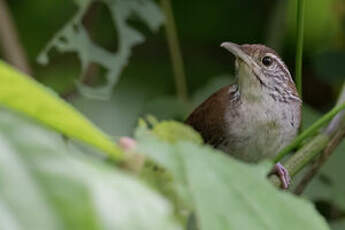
[153,121,203,144]
[181,143,328,230]
[0,60,122,159]
[0,109,181,230]
[37,0,164,99]
[136,122,330,230]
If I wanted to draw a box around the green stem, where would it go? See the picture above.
[274,101,345,162]
[270,134,329,187]
[295,0,305,98]
[0,0,32,75]
[161,0,188,102]
[284,134,329,177]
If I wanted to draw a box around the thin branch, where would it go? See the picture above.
[161,0,188,102]
[0,0,32,75]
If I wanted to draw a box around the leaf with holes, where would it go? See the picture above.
[37,0,164,99]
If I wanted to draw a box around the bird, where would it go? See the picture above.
[186,42,302,189]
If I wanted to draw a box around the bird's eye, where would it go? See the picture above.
[262,56,273,67]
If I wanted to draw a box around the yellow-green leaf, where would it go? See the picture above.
[0,61,122,160]
[153,121,203,144]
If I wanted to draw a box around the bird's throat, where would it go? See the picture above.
[237,64,264,102]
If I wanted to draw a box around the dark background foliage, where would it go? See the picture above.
[7,0,344,113]
[1,0,345,229]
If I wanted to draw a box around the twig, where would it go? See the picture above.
[160,0,188,102]
[0,0,32,75]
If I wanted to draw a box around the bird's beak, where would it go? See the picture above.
[220,42,257,68]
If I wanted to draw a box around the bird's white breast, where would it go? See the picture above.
[221,91,300,162]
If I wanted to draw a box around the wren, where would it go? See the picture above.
[186,42,302,189]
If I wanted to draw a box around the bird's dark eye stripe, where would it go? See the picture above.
[262,56,273,66]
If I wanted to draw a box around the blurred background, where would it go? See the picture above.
[1,0,345,227]
[1,0,344,137]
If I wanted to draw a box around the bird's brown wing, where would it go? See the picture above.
[185,84,235,147]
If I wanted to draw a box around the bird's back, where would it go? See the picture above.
[186,84,237,148]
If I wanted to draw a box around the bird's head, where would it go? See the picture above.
[221,42,300,103]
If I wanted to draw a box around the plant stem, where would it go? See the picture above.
[292,83,345,194]
[161,0,188,102]
[274,100,345,162]
[295,0,305,97]
[270,134,329,188]
[271,83,345,189]
[294,129,345,195]
[0,0,32,75]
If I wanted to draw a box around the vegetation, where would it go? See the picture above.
[0,0,345,229]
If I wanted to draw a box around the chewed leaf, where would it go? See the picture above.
[37,0,164,99]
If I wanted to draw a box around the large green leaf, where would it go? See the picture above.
[0,60,122,159]
[135,122,330,230]
[38,0,164,99]
[0,109,181,230]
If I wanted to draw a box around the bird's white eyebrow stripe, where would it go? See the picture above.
[265,53,285,68]
[264,53,293,81]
